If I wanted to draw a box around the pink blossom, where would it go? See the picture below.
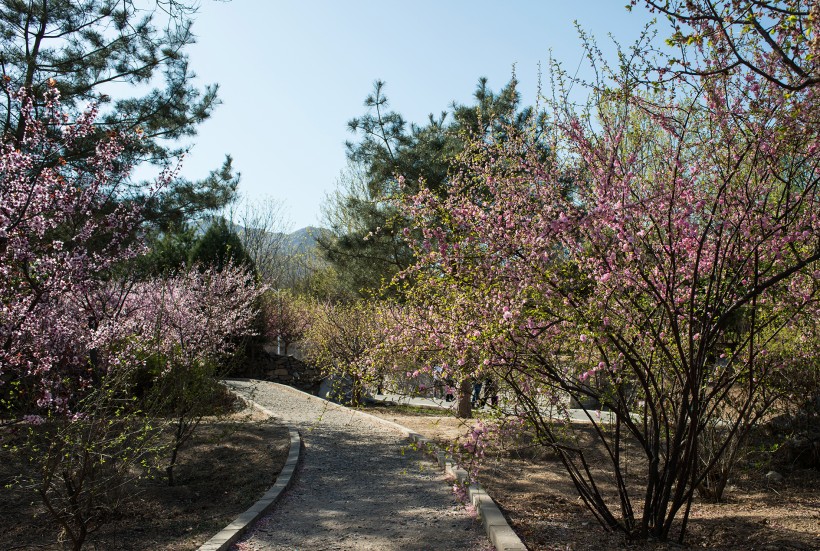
[23,415,44,425]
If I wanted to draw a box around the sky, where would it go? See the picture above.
[178,1,657,231]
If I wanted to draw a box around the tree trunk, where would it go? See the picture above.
[457,379,472,419]
[351,375,362,407]
[167,416,185,486]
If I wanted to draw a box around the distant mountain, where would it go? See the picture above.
[194,217,328,262]
[283,226,323,255]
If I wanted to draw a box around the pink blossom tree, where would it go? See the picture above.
[119,263,264,485]
[0,83,176,550]
[0,82,170,414]
[374,293,487,418]
[385,19,819,544]
[0,84,263,545]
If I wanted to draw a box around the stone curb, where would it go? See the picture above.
[197,397,302,551]
[407,433,528,551]
[228,380,528,551]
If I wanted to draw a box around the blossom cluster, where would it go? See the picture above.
[0,85,161,410]
[1,86,261,415]
[114,264,264,371]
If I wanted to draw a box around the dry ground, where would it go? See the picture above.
[4,396,815,551]
[363,403,820,551]
[0,407,291,551]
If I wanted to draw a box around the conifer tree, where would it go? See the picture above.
[189,217,255,273]
[319,77,548,295]
[0,0,237,229]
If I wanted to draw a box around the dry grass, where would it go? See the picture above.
[363,404,820,551]
[0,407,291,551]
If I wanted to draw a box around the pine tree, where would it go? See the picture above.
[0,0,237,229]
[189,218,255,273]
[318,77,548,295]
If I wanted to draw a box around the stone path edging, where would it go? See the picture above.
[412,435,528,551]
[271,382,528,551]
[197,398,302,551]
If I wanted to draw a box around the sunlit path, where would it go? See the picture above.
[225,380,489,551]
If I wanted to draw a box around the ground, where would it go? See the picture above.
[3,397,816,550]
[0,406,290,551]
[363,403,820,551]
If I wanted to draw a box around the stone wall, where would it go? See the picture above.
[235,347,323,394]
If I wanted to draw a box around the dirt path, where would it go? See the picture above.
[225,379,489,551]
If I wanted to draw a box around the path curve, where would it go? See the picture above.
[225,379,489,551]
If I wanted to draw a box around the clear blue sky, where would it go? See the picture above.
[179,1,656,230]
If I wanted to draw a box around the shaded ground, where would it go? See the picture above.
[364,403,820,551]
[0,407,290,550]
[226,380,490,551]
[6,388,814,551]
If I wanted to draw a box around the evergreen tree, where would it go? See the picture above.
[318,77,548,295]
[189,218,255,272]
[135,223,198,276]
[0,0,237,229]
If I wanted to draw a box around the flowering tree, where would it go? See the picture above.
[304,300,381,406]
[0,84,263,544]
[120,264,264,485]
[385,20,819,544]
[0,82,168,413]
[262,289,312,356]
[373,296,487,418]
[0,83,177,550]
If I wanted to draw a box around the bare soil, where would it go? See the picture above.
[363,404,820,551]
[5,395,814,551]
[0,407,291,551]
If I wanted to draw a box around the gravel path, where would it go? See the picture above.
[225,379,490,551]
